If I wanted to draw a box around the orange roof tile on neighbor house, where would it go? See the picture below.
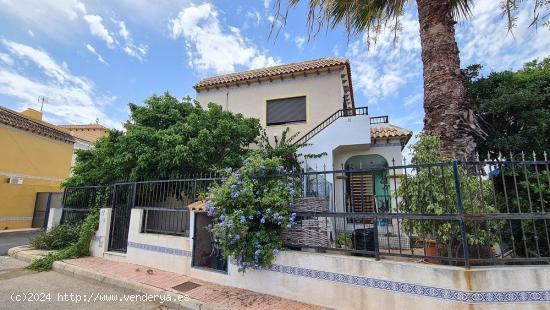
[0,106,75,144]
[371,124,413,147]
[59,124,108,143]
[194,57,350,88]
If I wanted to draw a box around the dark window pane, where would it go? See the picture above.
[267,96,306,125]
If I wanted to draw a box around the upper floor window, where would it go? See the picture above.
[266,96,306,126]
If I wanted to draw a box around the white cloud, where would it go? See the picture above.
[346,12,421,103]
[457,1,550,70]
[283,32,291,40]
[0,0,86,39]
[113,18,148,61]
[27,30,34,37]
[245,10,261,26]
[0,52,14,66]
[403,92,423,107]
[263,0,271,10]
[84,15,115,48]
[169,3,278,75]
[117,20,130,41]
[85,43,108,65]
[295,36,306,49]
[0,40,122,128]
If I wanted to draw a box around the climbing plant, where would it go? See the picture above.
[207,152,297,272]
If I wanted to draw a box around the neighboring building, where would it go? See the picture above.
[195,57,412,215]
[0,107,74,230]
[59,124,109,166]
[59,124,108,143]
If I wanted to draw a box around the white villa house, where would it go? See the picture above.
[195,58,412,216]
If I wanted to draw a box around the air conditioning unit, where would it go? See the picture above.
[8,177,24,185]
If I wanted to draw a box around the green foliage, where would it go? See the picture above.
[207,152,297,272]
[336,232,352,249]
[257,127,326,173]
[65,93,261,186]
[398,133,500,247]
[465,57,550,158]
[31,224,81,250]
[27,208,100,271]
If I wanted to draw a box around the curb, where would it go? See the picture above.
[8,246,227,310]
[0,228,41,234]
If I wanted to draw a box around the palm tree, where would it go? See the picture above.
[273,0,548,160]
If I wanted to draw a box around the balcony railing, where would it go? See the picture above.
[296,107,368,144]
[369,115,389,124]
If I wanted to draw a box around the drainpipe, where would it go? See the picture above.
[225,91,229,110]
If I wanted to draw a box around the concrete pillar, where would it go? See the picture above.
[89,208,111,257]
[46,208,63,231]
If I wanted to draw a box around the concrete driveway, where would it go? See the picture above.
[0,230,41,255]
[0,256,169,309]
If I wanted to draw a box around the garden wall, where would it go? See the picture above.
[86,208,550,309]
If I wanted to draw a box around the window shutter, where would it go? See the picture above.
[266,96,306,125]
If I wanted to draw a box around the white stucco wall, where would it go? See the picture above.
[195,70,345,143]
[89,209,550,309]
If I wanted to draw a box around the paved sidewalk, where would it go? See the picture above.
[9,246,325,310]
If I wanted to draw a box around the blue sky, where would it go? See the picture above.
[0,0,549,139]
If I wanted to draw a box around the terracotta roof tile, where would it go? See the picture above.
[194,57,350,89]
[59,124,108,130]
[0,106,75,143]
[371,124,412,145]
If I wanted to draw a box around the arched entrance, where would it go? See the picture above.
[344,155,390,214]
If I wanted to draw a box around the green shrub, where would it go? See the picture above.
[27,208,100,271]
[397,133,501,247]
[31,224,81,250]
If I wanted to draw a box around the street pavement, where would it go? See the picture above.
[0,256,169,309]
[0,230,40,255]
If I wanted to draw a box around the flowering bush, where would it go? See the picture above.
[207,152,297,272]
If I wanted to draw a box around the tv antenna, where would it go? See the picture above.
[38,96,48,112]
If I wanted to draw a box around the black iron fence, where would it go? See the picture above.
[286,157,550,267]
[61,186,111,225]
[60,156,550,267]
[133,177,220,236]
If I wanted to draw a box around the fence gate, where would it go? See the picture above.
[108,183,134,252]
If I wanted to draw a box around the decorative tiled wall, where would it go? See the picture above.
[122,241,550,305]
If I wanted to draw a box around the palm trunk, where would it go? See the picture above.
[416,0,476,159]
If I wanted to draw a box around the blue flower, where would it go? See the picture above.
[266,208,272,214]
[220,214,226,221]
[240,216,246,223]
[272,249,280,255]
[248,215,254,220]
[230,184,238,190]
[231,192,240,199]
[254,249,261,257]
[260,217,266,224]
[234,234,240,241]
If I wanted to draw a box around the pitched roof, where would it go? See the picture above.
[371,124,413,146]
[59,124,108,130]
[194,57,350,89]
[194,57,355,109]
[0,106,75,143]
